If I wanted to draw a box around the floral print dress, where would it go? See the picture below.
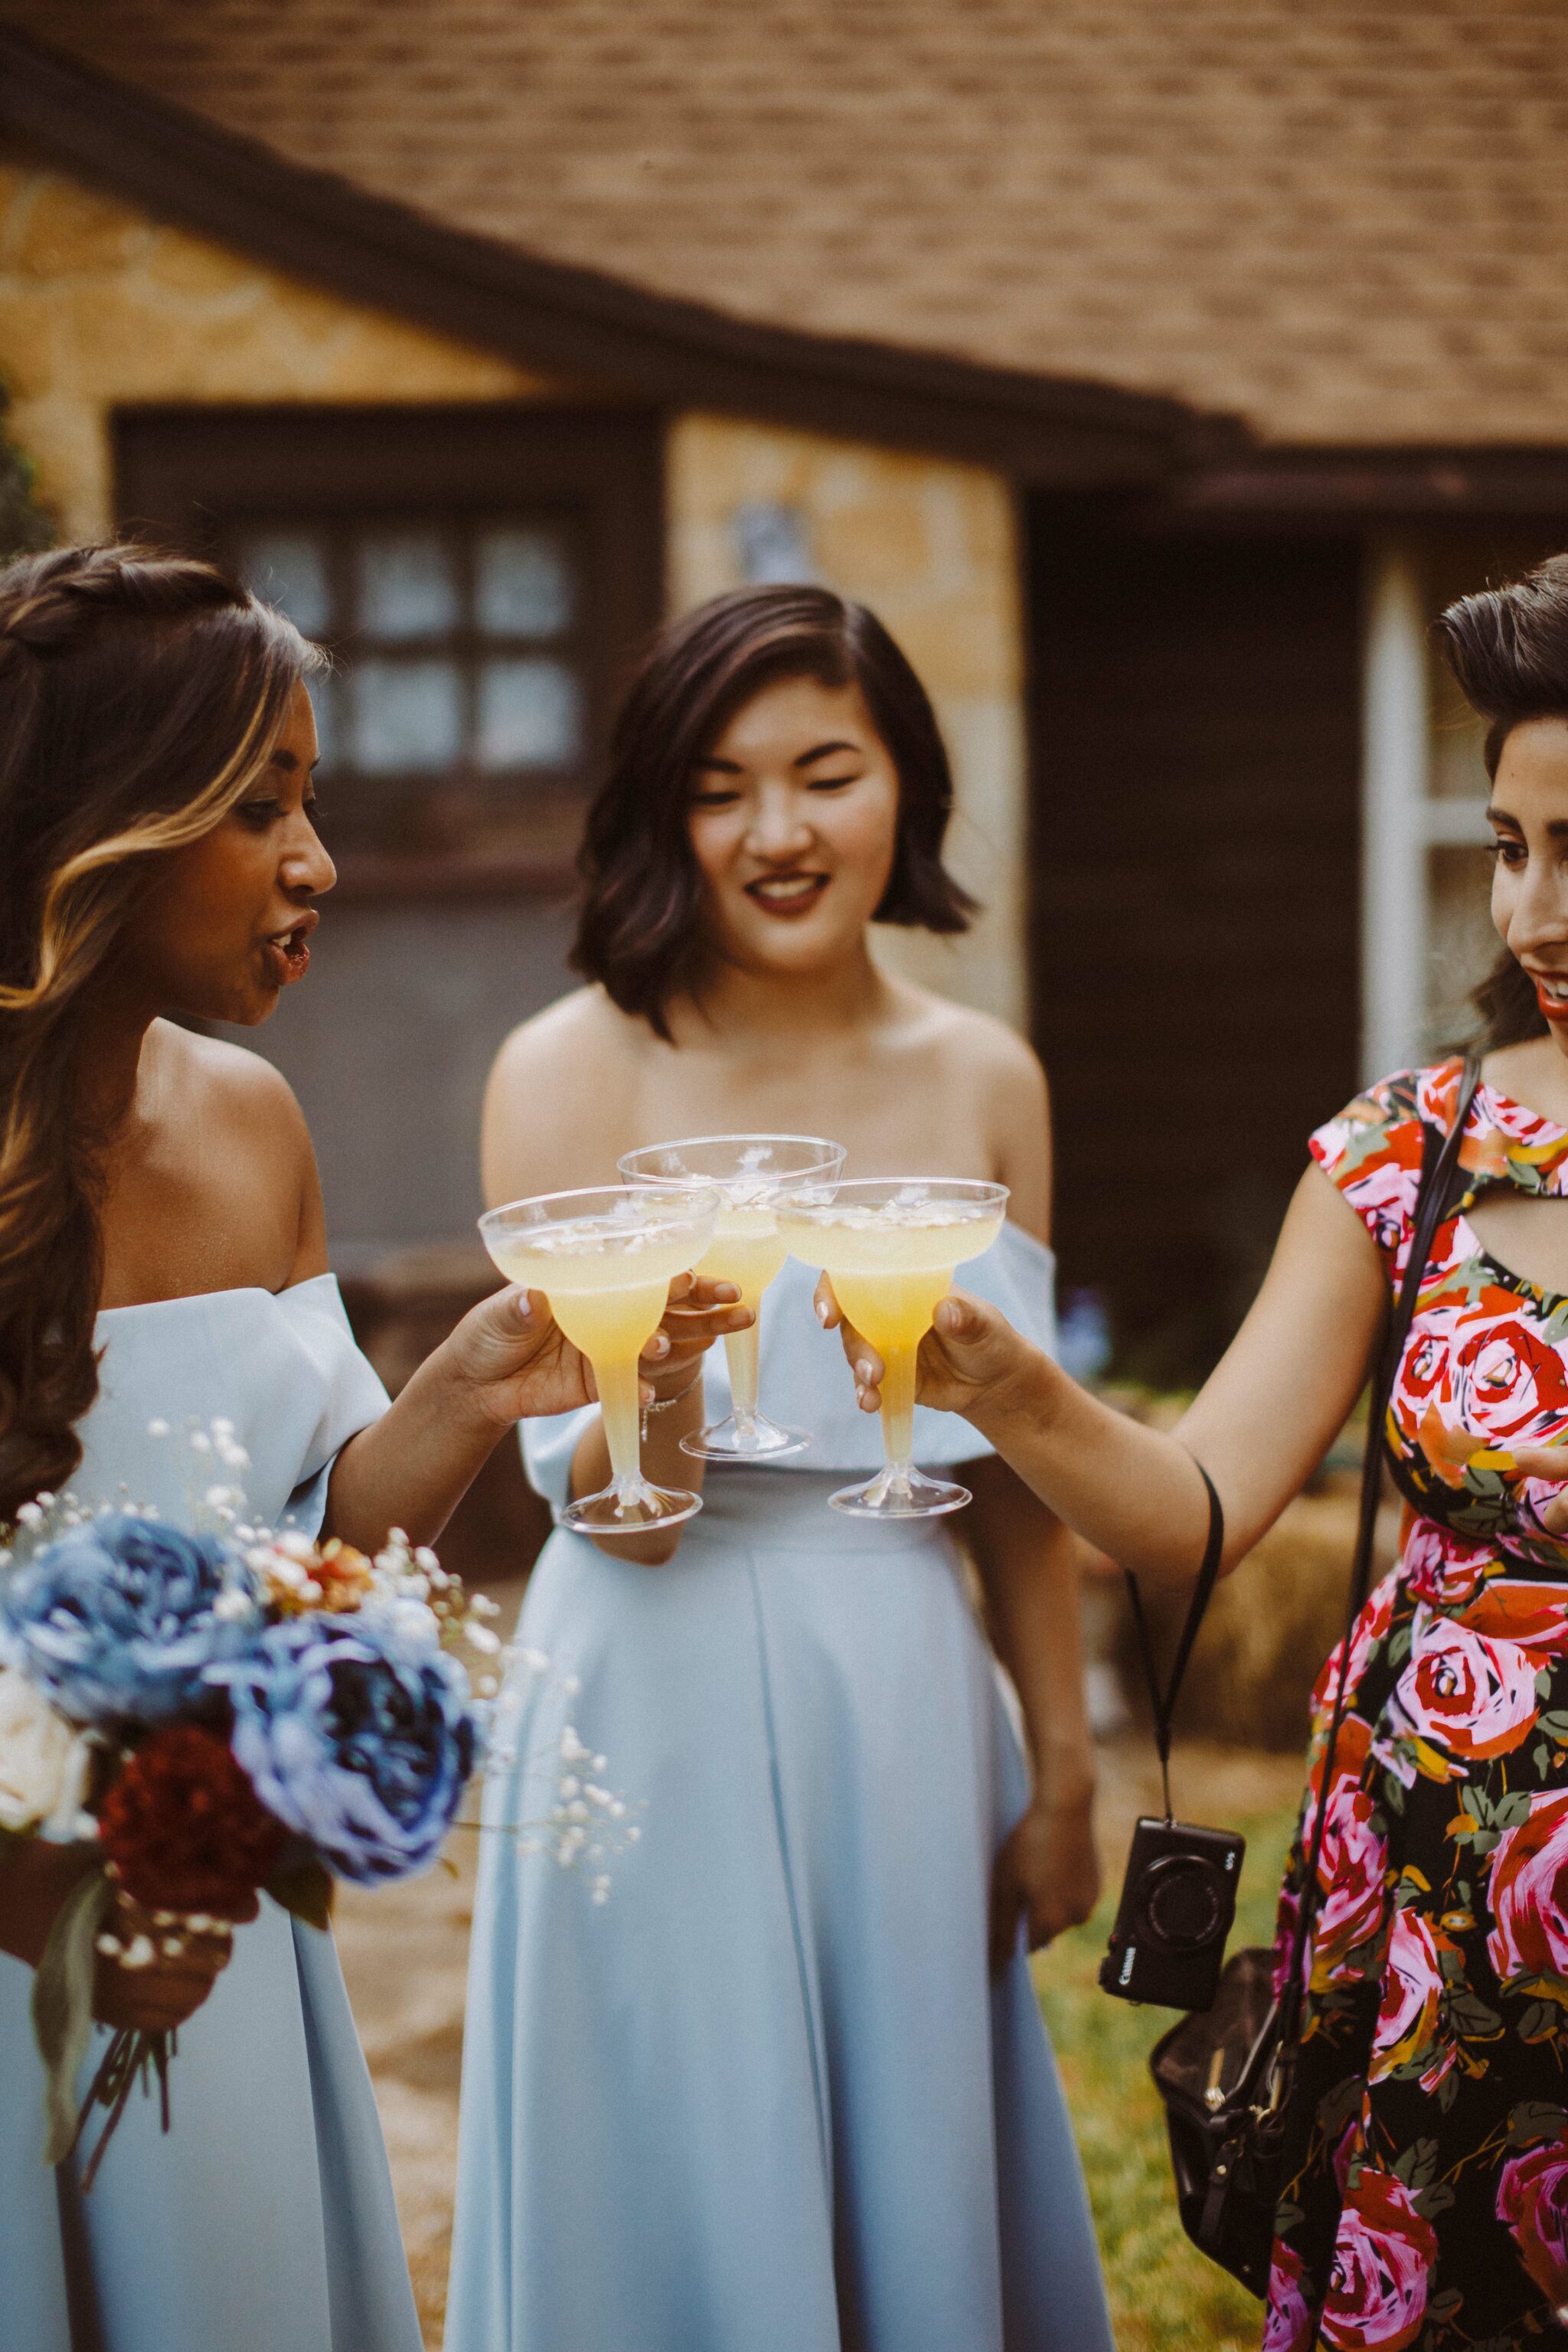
[1268,1060,1568,2352]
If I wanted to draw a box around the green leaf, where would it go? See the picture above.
[1506,2099,1568,2148]
[265,1858,334,1932]
[1382,1773,1407,1816]
[1449,1994,1503,2039]
[1536,1710,1568,1741]
[30,1866,109,2166]
[1494,1789,1534,1830]
[1388,1624,1413,1669]
[1436,2067,1460,2112]
[1414,2180,1455,2221]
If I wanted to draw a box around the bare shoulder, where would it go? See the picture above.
[161,1022,309,1147]
[482,986,643,1198]
[892,986,1050,1230]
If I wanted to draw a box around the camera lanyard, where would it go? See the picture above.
[1122,1462,1226,1824]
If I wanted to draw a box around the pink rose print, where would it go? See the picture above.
[1272,1880,1302,2001]
[1403,1521,1492,1610]
[1498,2123,1568,2308]
[1369,1910,1452,2089]
[1392,1612,1540,1775]
[1319,2167,1438,2351]
[1311,1788,1389,1985]
[1264,2239,1314,2352]
[1487,1790,1568,1993]
[1452,1317,1568,1446]
[1315,1587,1396,1725]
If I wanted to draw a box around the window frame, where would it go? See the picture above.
[113,403,664,899]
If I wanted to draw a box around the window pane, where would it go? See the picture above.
[238,532,331,635]
[355,532,459,639]
[348,659,463,773]
[475,528,576,638]
[477,658,583,769]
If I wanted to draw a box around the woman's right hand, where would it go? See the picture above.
[93,1886,249,2035]
[815,1277,1048,1425]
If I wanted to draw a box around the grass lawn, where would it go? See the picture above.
[1033,1798,1300,2351]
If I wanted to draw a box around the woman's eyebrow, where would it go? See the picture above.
[1487,804,1568,839]
[795,740,860,768]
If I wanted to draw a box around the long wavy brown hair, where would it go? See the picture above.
[0,544,318,1525]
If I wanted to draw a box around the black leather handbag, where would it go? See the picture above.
[1133,1052,1481,2299]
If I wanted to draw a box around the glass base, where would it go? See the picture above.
[828,1464,972,1521]
[560,1478,704,1536]
[681,1411,811,1463]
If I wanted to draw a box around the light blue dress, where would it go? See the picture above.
[0,1277,423,2352]
[447,1228,1112,2352]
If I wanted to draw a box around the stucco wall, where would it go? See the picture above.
[668,415,1028,1031]
[0,160,551,539]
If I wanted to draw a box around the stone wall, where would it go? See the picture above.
[0,154,1031,1037]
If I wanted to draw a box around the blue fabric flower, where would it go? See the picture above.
[0,1514,247,1726]
[217,1609,476,1885]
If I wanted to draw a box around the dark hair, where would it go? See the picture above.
[1436,555,1568,1054]
[572,585,977,1037]
[0,542,317,1524]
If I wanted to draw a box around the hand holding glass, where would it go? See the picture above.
[779,1178,1008,1518]
[617,1134,846,1460]
[478,1184,720,1534]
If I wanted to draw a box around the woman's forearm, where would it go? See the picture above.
[967,1348,1215,1585]
[326,1344,502,1553]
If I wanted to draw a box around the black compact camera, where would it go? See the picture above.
[1099,1816,1245,2013]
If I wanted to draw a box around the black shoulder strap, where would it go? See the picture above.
[1122,1463,1224,1823]
[1273,1050,1482,2053]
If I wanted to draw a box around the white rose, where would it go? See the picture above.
[0,1665,94,1838]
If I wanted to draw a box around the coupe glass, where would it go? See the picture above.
[618,1133,847,1460]
[479,1184,720,1534]
[779,1177,1008,1518]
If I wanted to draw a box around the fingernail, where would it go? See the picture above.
[717,1283,739,1302]
[815,1300,829,1326]
[513,1289,532,1324]
[857,1361,873,1383]
[650,1333,670,1357]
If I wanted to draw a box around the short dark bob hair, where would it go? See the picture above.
[1438,554,1568,1052]
[572,585,977,1037]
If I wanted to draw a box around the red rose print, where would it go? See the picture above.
[1403,1521,1491,1610]
[1487,1790,1568,1994]
[1310,1788,1389,1986]
[1391,1612,1540,1775]
[1462,1579,1568,1657]
[1452,1318,1568,1446]
[1264,2239,1315,2352]
[1497,2124,1568,2307]
[1315,1587,1396,1725]
[1319,2167,1438,2350]
[99,1723,286,1917]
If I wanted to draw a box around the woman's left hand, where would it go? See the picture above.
[446,1276,752,1430]
[988,1792,1101,1975]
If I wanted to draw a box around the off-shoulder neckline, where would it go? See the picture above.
[96,1272,340,1322]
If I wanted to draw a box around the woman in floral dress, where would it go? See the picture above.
[821,553,1568,2347]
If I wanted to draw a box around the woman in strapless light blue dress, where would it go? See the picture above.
[0,548,725,2352]
[449,587,1112,2351]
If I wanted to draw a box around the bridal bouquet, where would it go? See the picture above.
[0,1422,503,2185]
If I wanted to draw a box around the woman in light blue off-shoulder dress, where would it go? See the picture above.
[0,547,720,2352]
[449,587,1112,2351]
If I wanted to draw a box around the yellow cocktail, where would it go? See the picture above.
[479,1184,720,1533]
[618,1134,846,1460]
[779,1178,1008,1518]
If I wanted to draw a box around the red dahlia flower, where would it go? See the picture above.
[98,1723,286,1916]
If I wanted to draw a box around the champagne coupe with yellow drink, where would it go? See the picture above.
[779,1178,1008,1519]
[617,1134,847,1461]
[478,1184,720,1534]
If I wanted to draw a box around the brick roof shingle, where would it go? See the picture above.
[5,0,1568,446]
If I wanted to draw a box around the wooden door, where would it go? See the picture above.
[1027,517,1363,1380]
